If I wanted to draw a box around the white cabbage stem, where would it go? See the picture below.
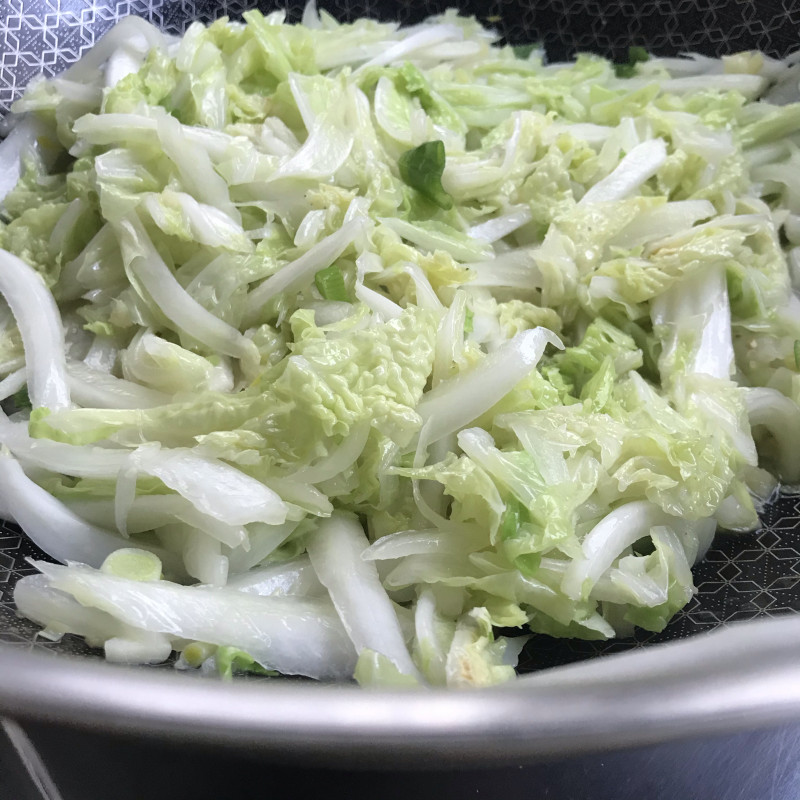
[0,250,71,411]
[307,512,420,678]
[67,360,171,409]
[561,501,670,600]
[226,555,325,597]
[412,327,562,448]
[245,219,365,322]
[580,139,667,205]
[34,561,357,681]
[0,452,178,571]
[115,214,259,367]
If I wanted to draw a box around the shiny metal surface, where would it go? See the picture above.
[2,615,800,765]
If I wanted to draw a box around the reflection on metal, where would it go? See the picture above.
[1,719,65,800]
[1,617,800,765]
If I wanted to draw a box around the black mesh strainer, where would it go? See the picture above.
[1,0,799,676]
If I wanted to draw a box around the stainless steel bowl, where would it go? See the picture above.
[5,612,800,767]
[2,0,800,775]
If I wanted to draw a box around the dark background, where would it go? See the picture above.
[2,717,800,800]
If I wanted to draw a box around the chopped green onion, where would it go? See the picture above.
[499,496,525,541]
[464,308,474,335]
[216,646,277,680]
[11,386,30,412]
[615,46,650,78]
[398,140,454,210]
[314,264,349,302]
[512,43,537,60]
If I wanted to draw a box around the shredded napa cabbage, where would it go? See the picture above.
[2,7,799,687]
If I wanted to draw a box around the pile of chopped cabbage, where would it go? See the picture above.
[1,6,799,687]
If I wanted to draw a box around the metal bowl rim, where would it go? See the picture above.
[3,616,800,766]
